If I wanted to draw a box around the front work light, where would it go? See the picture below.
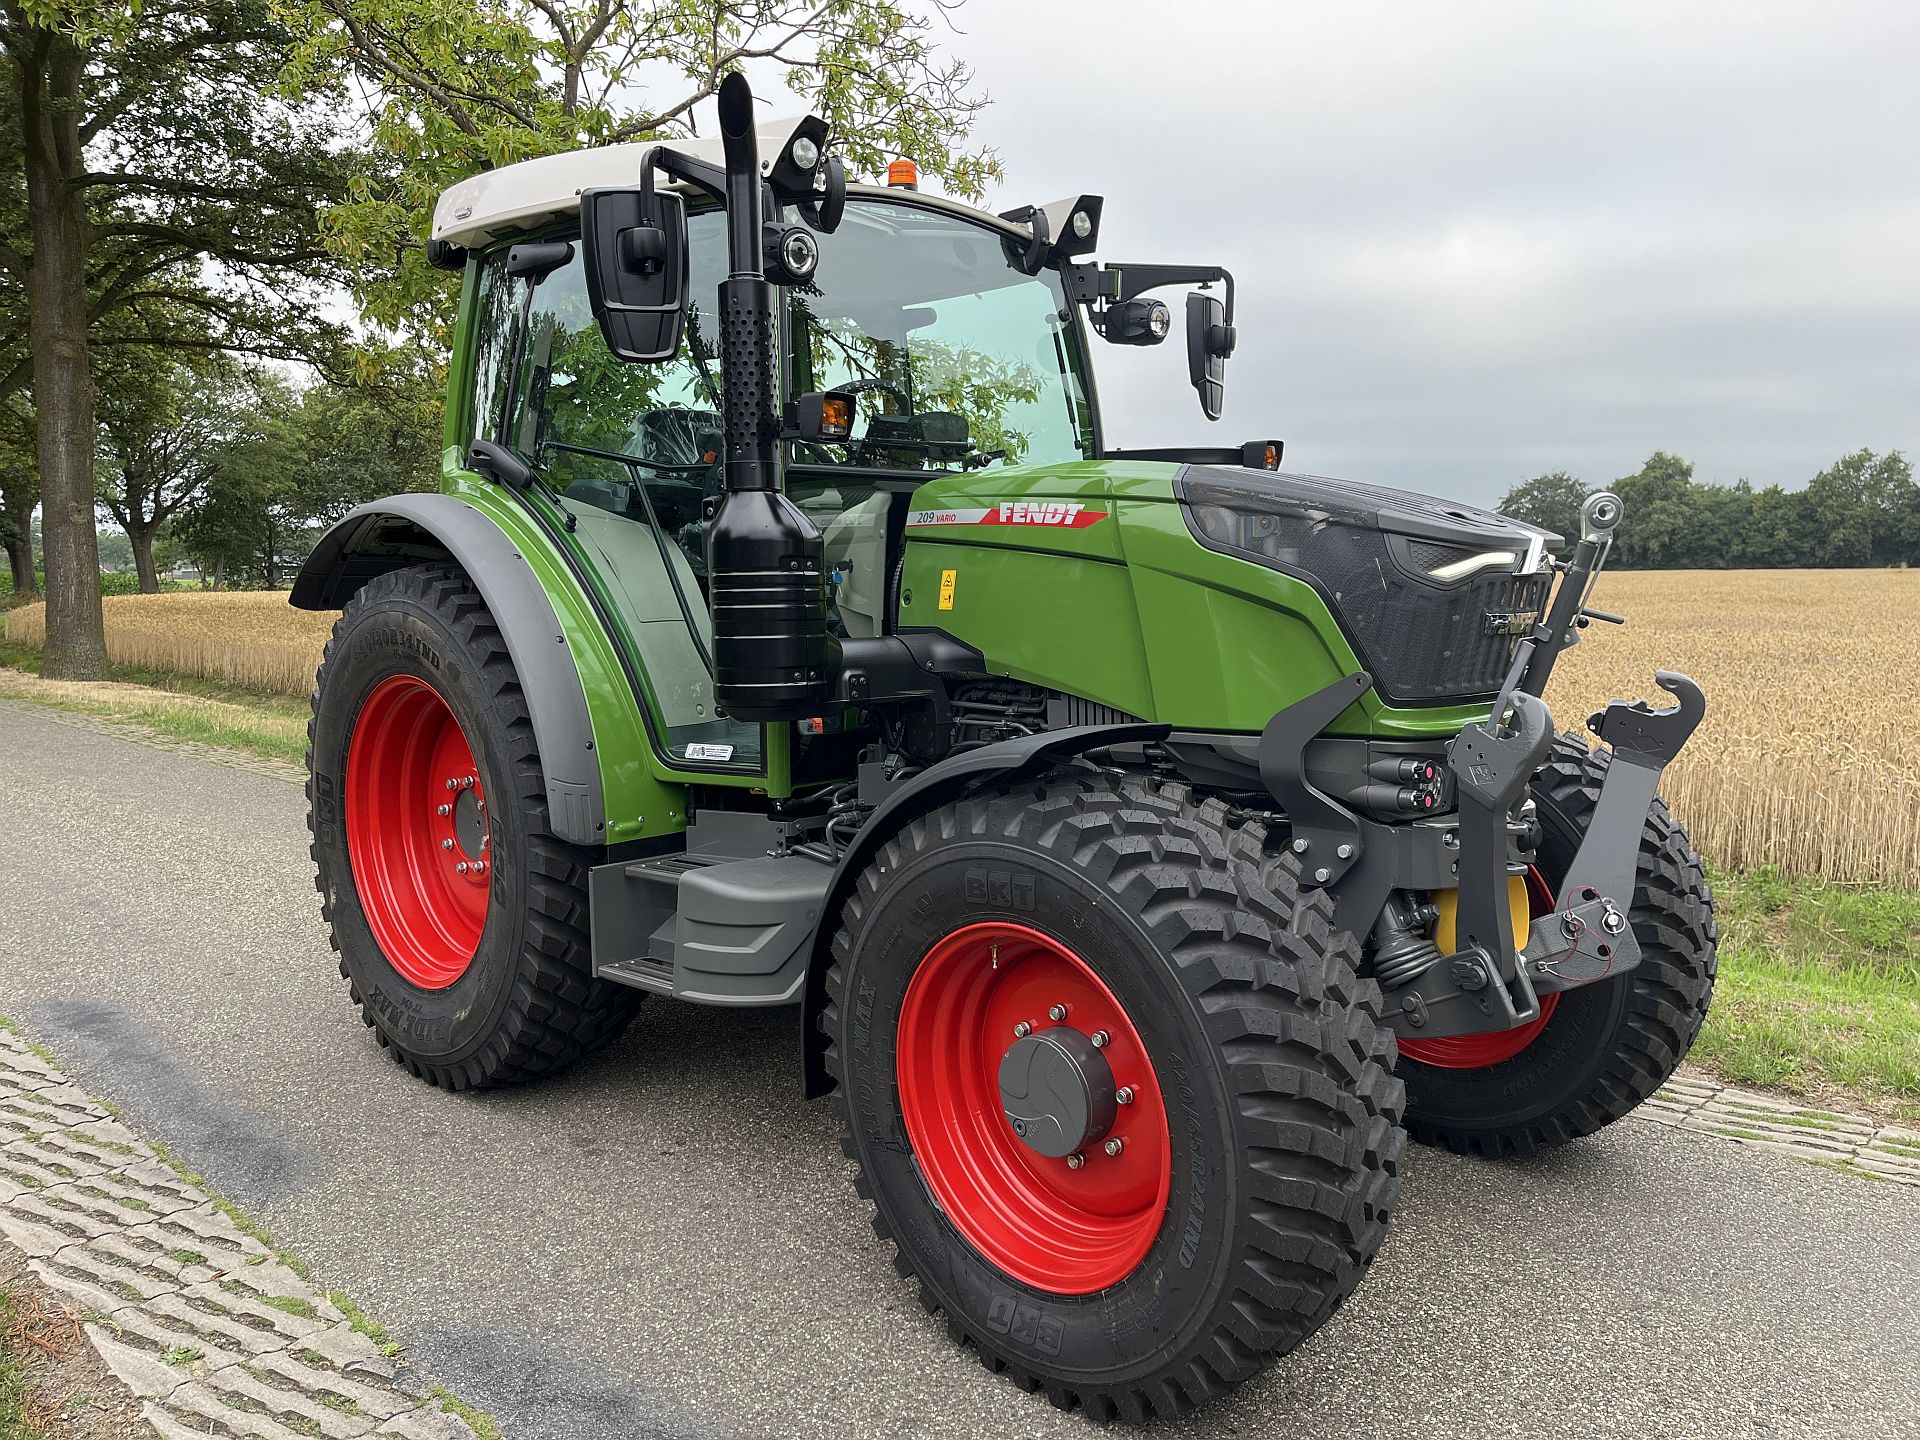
[1103,297,1171,346]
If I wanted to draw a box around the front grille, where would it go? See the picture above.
[1357,569,1549,704]
[1177,472,1552,706]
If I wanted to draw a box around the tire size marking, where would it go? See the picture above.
[358,625,443,674]
[1167,1048,1208,1271]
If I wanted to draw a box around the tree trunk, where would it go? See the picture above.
[211,552,225,591]
[128,521,160,593]
[1,490,33,595]
[4,529,32,594]
[18,28,105,677]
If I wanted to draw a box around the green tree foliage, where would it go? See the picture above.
[1803,449,1916,568]
[1612,451,1698,567]
[171,368,442,588]
[1508,450,1917,570]
[95,352,251,592]
[0,402,34,593]
[1495,470,1586,540]
[279,0,1001,340]
[3,0,360,674]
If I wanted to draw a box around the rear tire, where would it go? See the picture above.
[1399,734,1717,1156]
[823,772,1403,1422]
[307,563,640,1089]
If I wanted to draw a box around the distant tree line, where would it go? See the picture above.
[1,349,442,596]
[1499,451,1918,568]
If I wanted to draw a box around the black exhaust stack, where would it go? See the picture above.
[705,72,836,722]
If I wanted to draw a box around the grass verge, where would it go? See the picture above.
[0,1290,48,1436]
[0,1287,37,1440]
[0,639,307,767]
[1695,867,1919,1124]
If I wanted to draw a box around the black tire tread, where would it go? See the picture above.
[307,562,639,1090]
[821,769,1404,1422]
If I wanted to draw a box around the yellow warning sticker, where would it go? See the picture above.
[938,568,957,610]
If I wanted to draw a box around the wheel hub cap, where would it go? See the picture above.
[998,1027,1117,1159]
[894,921,1172,1294]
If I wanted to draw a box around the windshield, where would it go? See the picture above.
[789,198,1096,471]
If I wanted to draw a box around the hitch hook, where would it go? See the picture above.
[1587,670,1706,768]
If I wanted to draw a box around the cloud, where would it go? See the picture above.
[953,0,1920,504]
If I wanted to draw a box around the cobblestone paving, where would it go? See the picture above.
[0,697,303,786]
[1646,1067,1920,1186]
[0,1029,480,1440]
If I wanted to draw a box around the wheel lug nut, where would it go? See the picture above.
[1012,1021,1032,1039]
[456,862,469,874]
[1116,1086,1135,1105]
[445,779,457,791]
[1047,1003,1067,1022]
[1104,1137,1124,1157]
[437,804,451,817]
[441,839,454,851]
[1090,1030,1110,1049]
[1065,1153,1084,1170]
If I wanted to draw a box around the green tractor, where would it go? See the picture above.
[294,74,1715,1422]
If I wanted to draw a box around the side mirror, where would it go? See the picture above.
[1186,292,1235,421]
[788,390,855,443]
[919,411,971,463]
[581,183,688,364]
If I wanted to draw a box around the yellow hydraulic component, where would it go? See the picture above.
[1431,876,1532,955]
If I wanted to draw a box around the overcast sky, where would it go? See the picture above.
[916,0,1919,506]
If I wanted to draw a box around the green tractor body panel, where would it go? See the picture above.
[898,461,1495,738]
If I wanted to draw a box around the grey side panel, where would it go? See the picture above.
[673,855,831,1005]
[290,494,606,846]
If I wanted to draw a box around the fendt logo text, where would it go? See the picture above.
[906,503,1109,529]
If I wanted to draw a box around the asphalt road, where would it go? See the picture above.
[1,699,1916,1440]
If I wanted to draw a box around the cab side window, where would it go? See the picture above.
[469,256,520,448]
[475,214,761,771]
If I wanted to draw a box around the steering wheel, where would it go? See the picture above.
[840,377,913,414]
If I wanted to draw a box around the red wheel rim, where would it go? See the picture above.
[895,922,1172,1295]
[345,675,490,990]
[1398,867,1558,1069]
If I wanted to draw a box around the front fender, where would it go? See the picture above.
[291,494,605,845]
[797,721,1171,1097]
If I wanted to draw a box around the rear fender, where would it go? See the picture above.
[291,494,605,845]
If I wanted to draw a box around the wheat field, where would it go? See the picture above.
[4,591,335,698]
[1545,570,1920,889]
[6,572,1917,886]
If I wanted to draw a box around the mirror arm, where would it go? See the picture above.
[645,146,729,206]
[1063,261,1236,324]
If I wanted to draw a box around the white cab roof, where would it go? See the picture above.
[431,123,1023,249]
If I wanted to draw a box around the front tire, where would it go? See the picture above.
[1398,734,1718,1156]
[307,563,639,1089]
[823,772,1403,1422]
